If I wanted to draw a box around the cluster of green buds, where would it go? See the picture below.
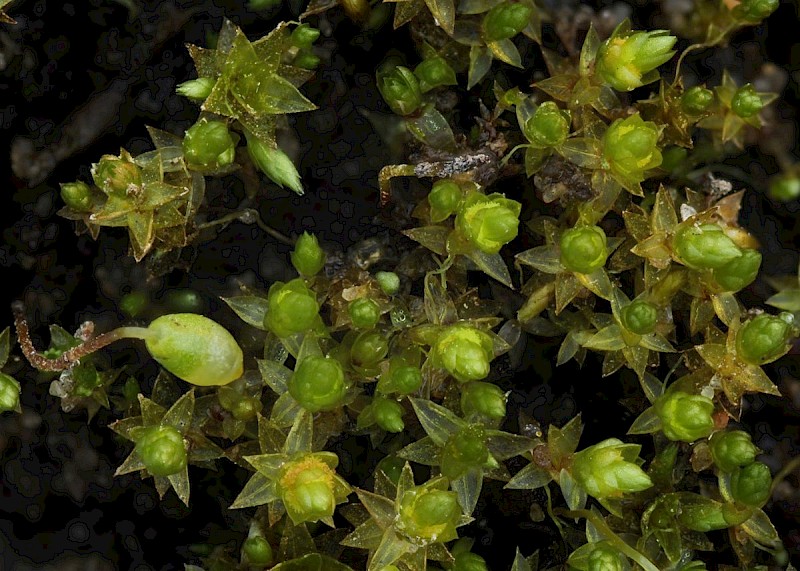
[602,114,663,188]
[735,312,795,365]
[181,118,237,172]
[460,381,506,420]
[348,297,382,329]
[289,24,321,69]
[241,534,273,567]
[175,76,215,103]
[559,225,609,275]
[291,232,326,277]
[729,461,773,507]
[439,425,496,479]
[524,101,570,148]
[91,152,142,197]
[709,430,759,473]
[571,438,653,501]
[455,192,522,255]
[428,179,463,223]
[376,349,423,396]
[432,325,495,382]
[567,540,629,571]
[396,477,462,544]
[481,1,532,42]
[595,24,677,92]
[769,173,800,201]
[358,395,405,432]
[264,278,321,338]
[245,130,304,195]
[414,56,457,93]
[653,390,715,442]
[288,355,348,412]
[0,372,21,413]
[133,425,188,477]
[681,85,715,116]
[377,65,422,117]
[619,299,659,336]
[59,181,96,212]
[276,452,351,524]
[349,330,390,374]
[730,0,779,23]
[730,84,764,118]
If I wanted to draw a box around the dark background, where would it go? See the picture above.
[1,0,799,569]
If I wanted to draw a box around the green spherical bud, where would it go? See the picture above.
[681,85,714,115]
[377,66,422,116]
[732,0,779,22]
[524,101,570,147]
[135,425,187,477]
[351,331,389,368]
[456,192,522,254]
[731,84,763,118]
[264,279,320,338]
[673,223,743,270]
[461,381,506,419]
[375,271,401,296]
[372,397,405,433]
[60,181,94,212]
[709,430,759,473]
[231,396,261,421]
[769,176,800,201]
[278,456,339,524]
[603,114,663,179]
[660,146,688,173]
[242,536,273,567]
[482,2,532,42]
[433,325,495,382]
[414,57,457,93]
[730,461,772,506]
[0,373,21,413]
[441,427,490,479]
[91,154,141,196]
[182,119,236,171]
[294,51,321,70]
[245,132,303,195]
[595,29,677,91]
[291,232,326,277]
[176,77,215,102]
[587,542,627,571]
[398,487,461,542]
[735,312,794,365]
[120,291,148,318]
[428,179,462,223]
[145,314,244,387]
[654,391,715,442]
[454,551,489,571]
[289,356,347,412]
[620,300,658,335]
[712,249,761,292]
[291,24,320,47]
[387,365,423,395]
[559,225,609,274]
[572,438,653,499]
[348,298,381,329]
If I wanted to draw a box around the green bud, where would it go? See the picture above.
[242,536,273,567]
[278,455,340,524]
[709,430,759,473]
[375,271,401,295]
[289,355,347,412]
[91,154,141,196]
[660,146,688,172]
[672,223,743,270]
[291,24,321,47]
[731,84,763,118]
[398,485,461,543]
[351,331,389,369]
[231,396,261,421]
[572,438,653,500]
[461,381,506,419]
[291,232,326,277]
[245,131,304,195]
[456,192,522,254]
[60,181,94,212]
[294,51,321,70]
[681,85,714,115]
[414,57,457,93]
[441,426,490,479]
[602,114,663,180]
[654,390,714,442]
[735,312,794,365]
[377,66,422,116]
[587,542,627,571]
[182,119,236,170]
[0,373,21,413]
[428,179,462,223]
[595,28,677,91]
[524,101,570,147]
[770,175,800,201]
[348,298,381,329]
[120,291,148,318]
[482,2,532,42]
[730,461,772,506]
[620,300,658,335]
[145,314,244,387]
[134,425,187,477]
[372,397,405,433]
[732,0,779,22]
[176,77,215,102]
[711,249,761,292]
[384,364,423,395]
[559,225,609,274]
[433,325,495,382]
[675,497,750,531]
[454,551,489,571]
[264,279,320,338]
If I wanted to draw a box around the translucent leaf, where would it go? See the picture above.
[525,146,549,177]
[355,488,397,531]
[278,521,316,563]
[652,186,678,233]
[627,407,662,435]
[505,463,552,490]
[639,333,675,353]
[284,409,313,455]
[559,468,586,511]
[272,554,355,571]
[230,472,277,509]
[221,295,269,329]
[639,372,664,404]
[712,292,741,326]
[468,46,492,90]
[258,358,292,395]
[424,0,455,34]
[485,431,536,461]
[167,464,191,506]
[488,38,522,68]
[0,327,9,368]
[341,519,384,550]
[406,106,456,151]
[766,289,800,312]
[510,548,533,571]
[582,325,626,351]
[548,414,582,459]
[576,268,613,301]
[515,245,562,274]
[396,436,440,466]
[466,249,513,288]
[424,272,459,325]
[271,393,303,427]
[162,389,195,433]
[403,226,450,256]
[453,468,483,515]
[409,398,464,447]
[560,138,603,169]
[114,451,147,476]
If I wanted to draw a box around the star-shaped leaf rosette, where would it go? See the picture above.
[341,462,473,571]
[396,398,534,515]
[231,410,352,528]
[110,387,224,505]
